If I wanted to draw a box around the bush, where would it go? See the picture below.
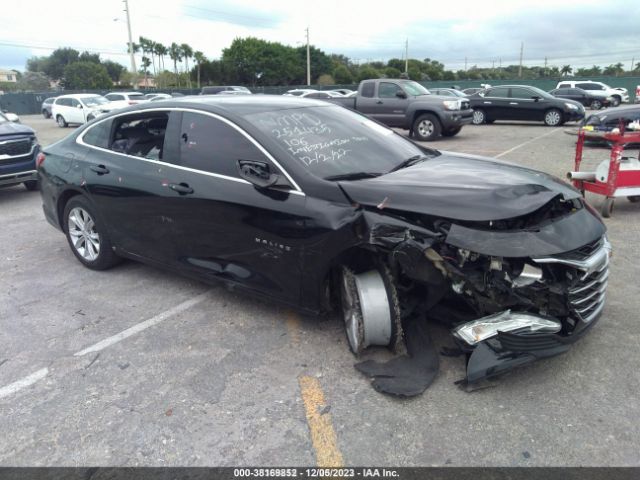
[63,62,112,89]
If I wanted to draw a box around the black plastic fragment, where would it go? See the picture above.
[354,315,439,397]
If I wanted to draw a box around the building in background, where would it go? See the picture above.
[0,69,18,83]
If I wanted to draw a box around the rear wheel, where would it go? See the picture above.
[544,109,563,126]
[56,115,68,128]
[590,99,603,110]
[23,180,39,191]
[63,196,120,270]
[42,109,51,119]
[472,109,486,125]
[412,114,441,141]
[442,126,462,137]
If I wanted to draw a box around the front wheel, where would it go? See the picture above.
[412,113,441,141]
[544,109,563,126]
[590,99,603,110]
[23,180,39,191]
[611,96,621,107]
[472,109,486,125]
[442,126,462,137]
[56,115,68,128]
[63,196,121,270]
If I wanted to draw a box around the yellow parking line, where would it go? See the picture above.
[298,375,345,467]
[285,310,301,344]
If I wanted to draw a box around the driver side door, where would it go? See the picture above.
[374,82,409,127]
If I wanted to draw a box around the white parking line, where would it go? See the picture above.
[74,290,211,357]
[0,368,49,400]
[495,128,561,159]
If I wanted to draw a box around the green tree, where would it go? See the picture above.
[63,62,112,89]
[317,74,334,85]
[603,63,624,76]
[169,42,182,86]
[295,45,332,84]
[333,64,353,84]
[19,71,50,90]
[102,60,125,82]
[140,56,151,87]
[560,65,573,76]
[44,47,80,80]
[383,66,401,78]
[26,56,49,73]
[357,66,380,82]
[78,51,100,63]
[181,43,194,88]
[193,51,206,88]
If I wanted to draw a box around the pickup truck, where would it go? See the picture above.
[326,79,473,141]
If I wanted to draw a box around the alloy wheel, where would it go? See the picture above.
[67,207,100,261]
[472,110,485,125]
[417,119,434,138]
[545,110,561,126]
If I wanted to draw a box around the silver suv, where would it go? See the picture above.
[556,81,629,106]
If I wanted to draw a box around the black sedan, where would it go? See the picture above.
[549,87,611,110]
[38,96,609,394]
[469,85,585,126]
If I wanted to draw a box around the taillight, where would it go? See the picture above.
[36,152,46,168]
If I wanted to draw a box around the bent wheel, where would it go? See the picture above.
[340,266,401,355]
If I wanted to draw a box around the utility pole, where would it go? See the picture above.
[404,39,409,74]
[544,56,548,76]
[464,57,467,72]
[123,0,136,77]
[631,57,635,72]
[305,27,310,86]
[518,41,524,78]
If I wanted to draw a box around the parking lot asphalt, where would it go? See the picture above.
[1,114,639,467]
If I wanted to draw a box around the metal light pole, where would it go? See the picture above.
[123,0,137,86]
[306,27,311,86]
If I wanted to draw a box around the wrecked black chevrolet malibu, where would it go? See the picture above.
[38,96,610,395]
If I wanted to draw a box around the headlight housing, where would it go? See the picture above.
[443,100,461,111]
[452,310,562,345]
[565,102,580,111]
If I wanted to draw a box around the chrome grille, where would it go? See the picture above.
[0,138,32,157]
[532,236,610,324]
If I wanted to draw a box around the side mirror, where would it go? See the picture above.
[396,90,407,99]
[237,160,279,188]
[77,104,83,109]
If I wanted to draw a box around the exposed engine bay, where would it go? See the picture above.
[337,196,610,396]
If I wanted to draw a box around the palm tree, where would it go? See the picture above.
[560,65,572,77]
[181,43,194,89]
[141,56,151,88]
[194,51,206,88]
[169,42,182,87]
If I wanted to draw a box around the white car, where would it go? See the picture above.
[104,91,148,109]
[556,80,629,106]
[283,89,318,96]
[146,93,172,102]
[51,94,117,128]
[299,91,345,99]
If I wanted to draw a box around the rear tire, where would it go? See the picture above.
[442,127,462,137]
[42,109,51,119]
[56,115,68,128]
[590,99,603,110]
[63,196,121,270]
[544,109,563,126]
[472,109,486,125]
[23,180,39,191]
[412,113,441,142]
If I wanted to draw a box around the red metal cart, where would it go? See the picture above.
[569,129,640,217]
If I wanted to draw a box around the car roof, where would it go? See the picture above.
[56,93,102,99]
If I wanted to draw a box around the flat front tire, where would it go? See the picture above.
[412,114,441,142]
[63,196,120,270]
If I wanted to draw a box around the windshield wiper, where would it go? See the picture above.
[324,172,382,181]
[389,154,431,173]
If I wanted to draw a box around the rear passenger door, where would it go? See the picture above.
[161,111,309,302]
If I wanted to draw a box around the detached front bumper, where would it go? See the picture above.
[453,236,610,386]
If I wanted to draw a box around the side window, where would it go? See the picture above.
[178,112,269,178]
[487,87,509,98]
[557,83,570,89]
[107,94,124,101]
[378,82,401,98]
[109,112,169,160]
[510,87,534,99]
[83,120,112,149]
[361,82,375,98]
[70,98,80,107]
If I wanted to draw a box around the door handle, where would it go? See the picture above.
[376,100,383,104]
[168,182,194,195]
[509,102,519,105]
[483,101,492,104]
[89,164,109,175]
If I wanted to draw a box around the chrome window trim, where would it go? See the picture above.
[76,107,304,196]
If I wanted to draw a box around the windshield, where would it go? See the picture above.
[402,81,430,96]
[128,92,145,98]
[82,96,110,107]
[244,105,436,180]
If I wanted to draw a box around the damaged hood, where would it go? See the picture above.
[339,152,580,221]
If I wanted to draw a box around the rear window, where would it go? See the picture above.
[361,82,375,98]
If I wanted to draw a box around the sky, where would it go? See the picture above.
[1,0,639,73]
